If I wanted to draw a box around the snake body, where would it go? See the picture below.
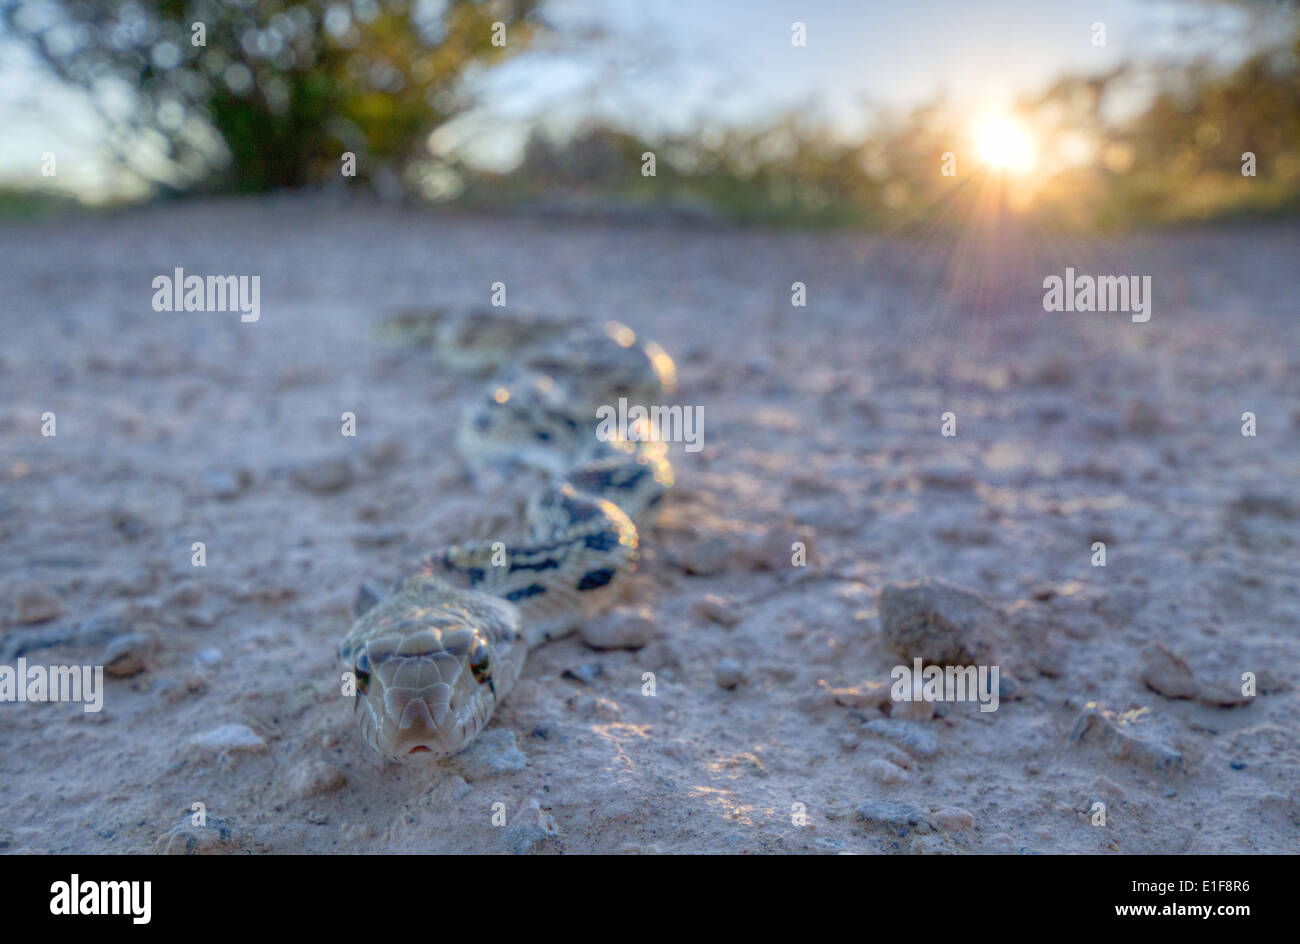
[340,312,675,761]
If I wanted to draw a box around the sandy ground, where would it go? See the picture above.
[1,195,1297,854]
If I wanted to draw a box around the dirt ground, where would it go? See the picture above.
[1,196,1297,854]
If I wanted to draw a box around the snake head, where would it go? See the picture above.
[339,580,523,762]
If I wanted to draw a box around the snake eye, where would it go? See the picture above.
[469,639,491,685]
[353,651,371,696]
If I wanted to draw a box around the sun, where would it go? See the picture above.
[975,116,1037,173]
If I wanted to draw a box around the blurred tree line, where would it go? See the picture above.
[3,0,540,193]
[6,0,1298,229]
[467,17,1300,230]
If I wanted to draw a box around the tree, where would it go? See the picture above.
[3,0,541,193]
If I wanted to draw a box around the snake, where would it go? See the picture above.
[339,310,676,761]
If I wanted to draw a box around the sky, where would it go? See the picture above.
[0,0,1280,195]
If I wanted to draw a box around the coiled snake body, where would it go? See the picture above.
[340,312,675,761]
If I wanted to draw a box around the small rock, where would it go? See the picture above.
[1140,642,1199,699]
[1140,642,1252,707]
[831,681,892,709]
[291,456,353,493]
[681,535,731,576]
[457,728,527,780]
[714,657,745,689]
[503,797,559,854]
[194,646,223,668]
[853,800,928,833]
[205,468,250,500]
[866,758,909,785]
[1069,703,1183,772]
[364,437,404,468]
[109,506,148,540]
[581,605,655,650]
[691,594,743,627]
[187,723,268,758]
[285,760,347,800]
[861,719,941,758]
[890,694,936,721]
[561,663,604,686]
[1228,491,1299,520]
[102,632,152,678]
[566,694,621,720]
[918,459,976,490]
[743,524,818,572]
[929,807,974,832]
[908,833,959,854]
[155,815,237,855]
[1124,400,1162,435]
[165,581,203,608]
[15,585,62,624]
[879,577,998,666]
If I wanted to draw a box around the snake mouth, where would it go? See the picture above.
[406,745,433,755]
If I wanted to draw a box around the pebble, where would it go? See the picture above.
[1124,399,1163,435]
[503,797,560,854]
[194,646,223,667]
[890,694,936,722]
[878,577,998,665]
[1,613,125,661]
[205,468,250,500]
[1140,642,1251,707]
[680,535,731,576]
[581,605,656,650]
[285,760,347,800]
[853,800,928,833]
[1139,642,1199,699]
[831,681,892,710]
[714,657,745,689]
[165,581,203,608]
[1069,703,1183,772]
[187,723,268,758]
[291,456,353,493]
[1228,491,1299,520]
[691,594,743,627]
[866,758,909,785]
[561,663,604,685]
[918,459,976,490]
[908,833,959,854]
[928,807,974,832]
[743,525,818,572]
[155,815,237,855]
[457,728,527,780]
[102,632,152,678]
[861,719,941,758]
[109,506,148,540]
[15,585,62,624]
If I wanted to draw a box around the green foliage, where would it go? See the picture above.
[4,0,540,193]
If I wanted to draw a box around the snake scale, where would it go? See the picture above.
[339,310,676,761]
